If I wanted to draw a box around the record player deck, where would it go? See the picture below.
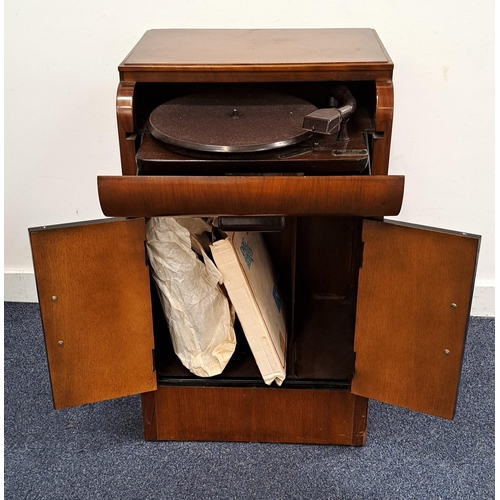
[135,82,374,175]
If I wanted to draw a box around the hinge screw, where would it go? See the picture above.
[58,341,64,347]
[450,303,457,309]
[51,296,58,302]
[444,349,450,355]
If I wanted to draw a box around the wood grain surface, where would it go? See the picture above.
[116,82,137,175]
[98,175,404,218]
[121,29,390,67]
[352,220,480,419]
[29,218,157,409]
[119,29,393,83]
[142,386,368,445]
[371,80,394,175]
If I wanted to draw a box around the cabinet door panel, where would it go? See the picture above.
[352,219,480,419]
[29,218,157,409]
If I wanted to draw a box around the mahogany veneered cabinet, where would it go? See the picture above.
[29,29,480,445]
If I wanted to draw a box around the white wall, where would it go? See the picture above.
[4,0,495,315]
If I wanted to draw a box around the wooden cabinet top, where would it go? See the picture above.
[118,29,393,82]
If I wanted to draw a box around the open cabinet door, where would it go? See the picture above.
[351,219,480,419]
[29,218,157,409]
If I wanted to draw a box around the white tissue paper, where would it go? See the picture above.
[146,217,236,377]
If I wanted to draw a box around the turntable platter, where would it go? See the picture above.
[147,90,317,153]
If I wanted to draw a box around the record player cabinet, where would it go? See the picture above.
[29,30,480,446]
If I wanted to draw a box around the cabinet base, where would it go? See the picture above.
[141,386,368,445]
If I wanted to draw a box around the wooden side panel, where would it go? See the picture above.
[29,218,157,409]
[143,386,368,445]
[98,175,404,218]
[116,82,137,175]
[141,391,159,441]
[352,220,480,419]
[371,80,394,175]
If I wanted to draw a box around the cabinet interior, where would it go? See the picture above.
[135,80,373,388]
[132,81,377,176]
[133,81,376,131]
[153,216,362,389]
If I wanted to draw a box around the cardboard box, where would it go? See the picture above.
[211,231,287,385]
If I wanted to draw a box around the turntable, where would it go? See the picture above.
[138,84,367,175]
[29,29,480,446]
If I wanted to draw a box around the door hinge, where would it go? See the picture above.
[144,241,150,267]
[152,349,156,373]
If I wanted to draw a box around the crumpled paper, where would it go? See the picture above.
[146,217,236,377]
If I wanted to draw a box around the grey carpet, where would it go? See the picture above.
[4,302,494,499]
